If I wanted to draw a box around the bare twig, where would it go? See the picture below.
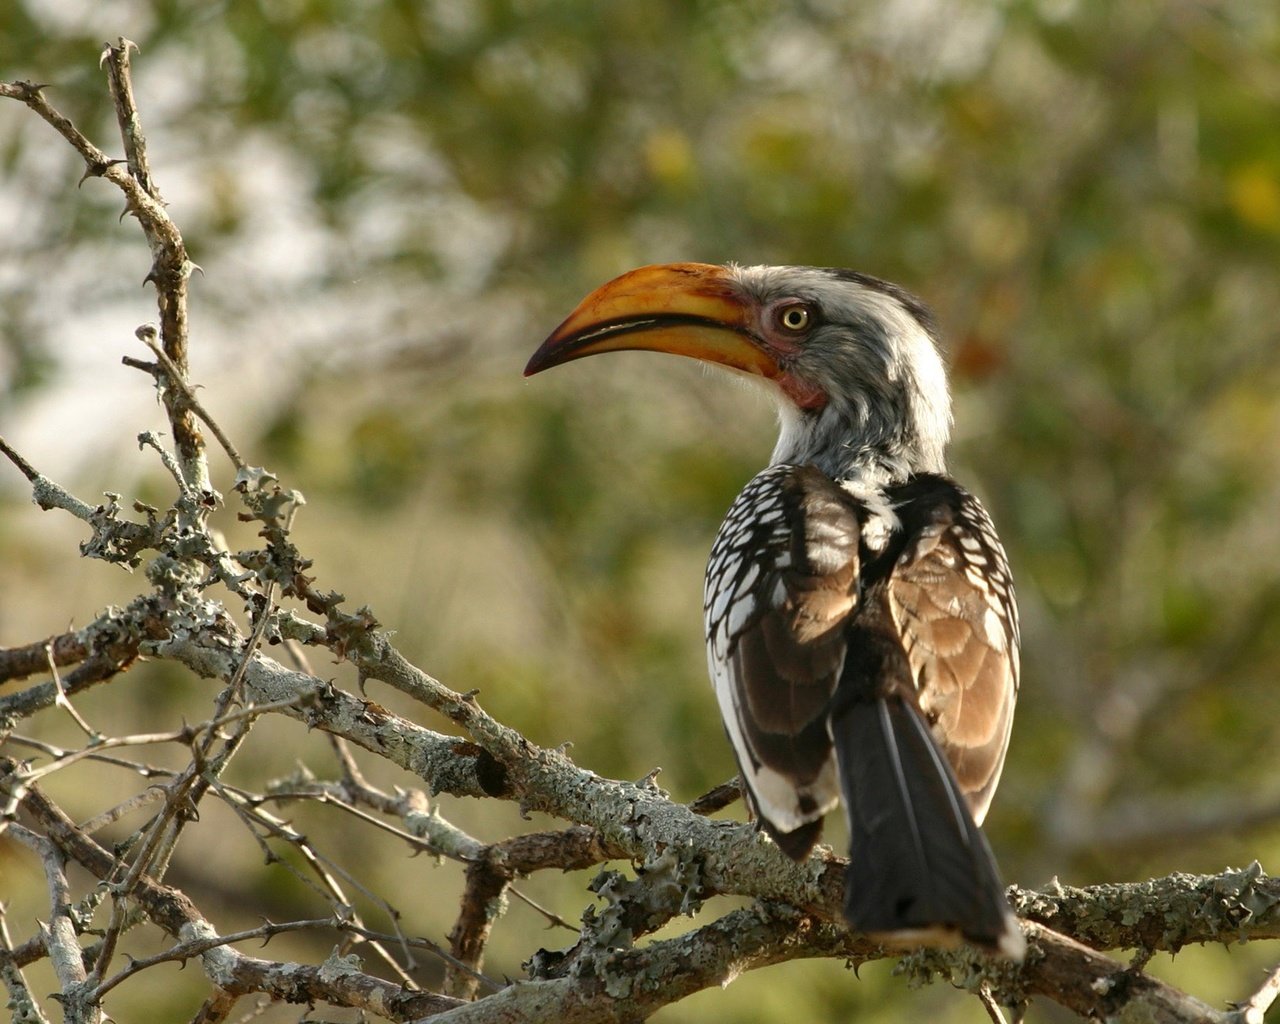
[9,770,464,1018]
[979,982,1010,1024]
[137,430,194,498]
[139,586,289,906]
[16,695,306,786]
[262,781,469,858]
[100,40,205,484]
[0,434,41,484]
[100,38,157,201]
[507,887,578,932]
[339,923,503,994]
[687,776,742,816]
[45,641,98,738]
[446,857,512,1001]
[88,766,203,986]
[90,916,341,1001]
[135,326,246,472]
[204,760,424,989]
[0,59,205,490]
[8,824,101,1024]
[0,902,53,1024]
[0,651,139,721]
[0,79,117,172]
[77,787,168,835]
[0,433,99,522]
[8,733,175,782]
[82,613,292,983]
[1226,963,1280,1024]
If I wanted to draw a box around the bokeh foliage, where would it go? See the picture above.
[2,1,1279,1020]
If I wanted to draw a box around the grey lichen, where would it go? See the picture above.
[317,948,364,983]
[1011,861,1280,953]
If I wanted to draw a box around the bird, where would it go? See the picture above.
[524,262,1023,959]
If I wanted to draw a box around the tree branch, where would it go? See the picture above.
[6,770,463,1019]
[1011,864,1280,952]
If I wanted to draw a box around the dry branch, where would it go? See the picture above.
[2,52,203,483]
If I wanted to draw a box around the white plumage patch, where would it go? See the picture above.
[841,477,900,553]
[703,465,844,832]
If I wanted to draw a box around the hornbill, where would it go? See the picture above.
[524,263,1023,958]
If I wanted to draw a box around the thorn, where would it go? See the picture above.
[77,159,124,189]
[119,37,140,56]
[636,767,662,788]
[99,44,113,69]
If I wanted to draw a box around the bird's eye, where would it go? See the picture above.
[777,304,811,333]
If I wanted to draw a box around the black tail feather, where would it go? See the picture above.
[832,694,1021,957]
[761,816,824,861]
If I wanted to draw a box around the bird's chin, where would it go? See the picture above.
[706,363,827,419]
[776,372,827,410]
[714,360,826,409]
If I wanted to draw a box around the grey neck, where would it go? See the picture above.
[770,394,948,489]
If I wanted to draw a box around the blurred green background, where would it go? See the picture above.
[2,1,1279,1020]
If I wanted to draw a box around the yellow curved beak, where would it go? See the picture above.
[524,263,780,380]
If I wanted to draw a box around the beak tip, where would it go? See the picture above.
[523,346,553,377]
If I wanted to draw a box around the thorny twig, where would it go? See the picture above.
[45,641,98,738]
[1225,963,1280,1024]
[7,824,99,1024]
[133,325,247,472]
[89,916,344,1002]
[0,901,53,1024]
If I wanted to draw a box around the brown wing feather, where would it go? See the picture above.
[887,486,1019,825]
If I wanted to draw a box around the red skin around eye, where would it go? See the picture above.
[777,372,828,410]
